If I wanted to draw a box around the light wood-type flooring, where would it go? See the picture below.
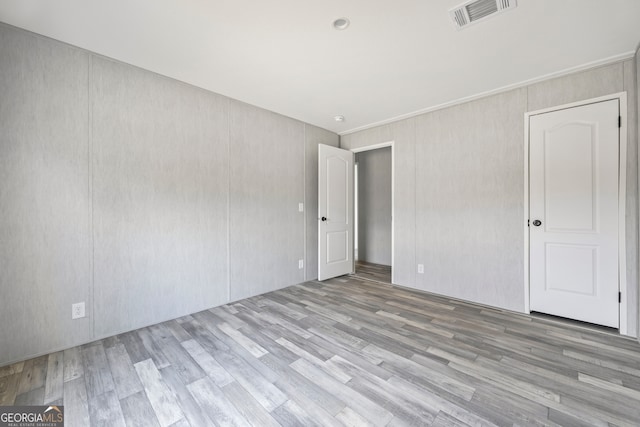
[2,275,640,426]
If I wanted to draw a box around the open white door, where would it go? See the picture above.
[529,99,620,328]
[318,144,354,281]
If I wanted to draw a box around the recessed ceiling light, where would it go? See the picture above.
[333,18,350,30]
[334,115,345,122]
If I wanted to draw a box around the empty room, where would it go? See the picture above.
[2,0,640,426]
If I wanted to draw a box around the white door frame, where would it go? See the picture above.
[350,141,395,284]
[523,92,628,335]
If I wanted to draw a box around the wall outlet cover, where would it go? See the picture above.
[298,259,304,269]
[72,302,85,319]
[417,264,424,274]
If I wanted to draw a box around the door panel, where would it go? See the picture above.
[327,231,348,263]
[545,244,597,295]
[529,99,619,328]
[318,144,354,281]
[326,156,348,223]
[544,123,596,232]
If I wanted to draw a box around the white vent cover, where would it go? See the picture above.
[449,0,517,30]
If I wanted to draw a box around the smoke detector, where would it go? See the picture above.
[449,0,517,30]
[333,18,350,30]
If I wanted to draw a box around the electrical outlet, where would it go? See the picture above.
[298,259,304,269]
[298,203,304,212]
[417,264,424,274]
[72,302,85,320]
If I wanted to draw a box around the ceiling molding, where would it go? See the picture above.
[339,51,636,136]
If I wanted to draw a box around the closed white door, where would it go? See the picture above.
[529,99,619,328]
[318,144,354,281]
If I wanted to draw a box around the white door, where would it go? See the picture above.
[529,99,620,328]
[318,144,354,281]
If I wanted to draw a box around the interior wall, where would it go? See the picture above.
[0,24,92,364]
[0,23,338,366]
[626,52,639,339]
[636,45,640,339]
[414,89,527,311]
[356,147,392,266]
[91,56,230,337]
[229,101,304,301]
[341,60,639,336]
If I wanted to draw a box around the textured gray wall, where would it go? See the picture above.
[0,23,337,366]
[91,57,230,337]
[342,61,639,335]
[228,101,304,301]
[304,126,340,281]
[414,89,527,312]
[526,63,623,111]
[0,24,92,365]
[356,148,392,266]
[636,46,640,339]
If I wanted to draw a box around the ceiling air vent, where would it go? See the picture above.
[449,0,517,30]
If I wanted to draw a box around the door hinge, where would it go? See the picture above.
[619,292,622,303]
[619,116,622,128]
[527,219,530,227]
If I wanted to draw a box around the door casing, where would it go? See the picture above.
[523,92,629,335]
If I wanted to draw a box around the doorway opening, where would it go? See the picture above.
[351,142,394,284]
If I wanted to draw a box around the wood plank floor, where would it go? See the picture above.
[354,261,392,284]
[2,275,640,426]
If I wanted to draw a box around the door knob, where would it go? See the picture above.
[321,217,327,221]
[532,220,542,227]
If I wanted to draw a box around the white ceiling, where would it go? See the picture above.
[1,0,640,134]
